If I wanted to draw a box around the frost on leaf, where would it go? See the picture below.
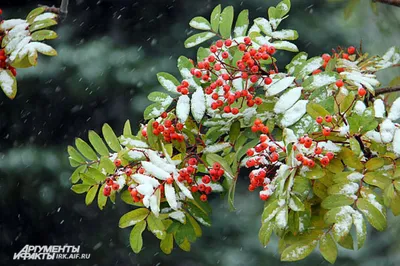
[265,76,295,96]
[176,95,190,123]
[274,87,302,114]
[281,100,308,127]
[191,87,206,122]
[165,183,178,210]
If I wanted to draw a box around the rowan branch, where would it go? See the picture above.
[40,0,69,21]
[374,86,400,96]
[373,0,400,7]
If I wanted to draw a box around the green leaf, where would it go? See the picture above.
[75,138,98,161]
[337,233,354,250]
[174,219,196,244]
[234,9,249,37]
[365,157,385,171]
[289,194,305,211]
[319,233,337,264]
[210,5,221,32]
[281,240,318,262]
[339,148,363,170]
[67,146,86,163]
[119,208,150,228]
[31,30,58,41]
[146,119,159,150]
[70,165,86,183]
[259,221,274,247]
[130,220,146,253]
[306,102,330,120]
[186,202,211,226]
[357,198,386,231]
[80,173,97,185]
[102,123,121,152]
[390,192,400,216]
[29,18,58,32]
[219,6,234,39]
[184,32,216,48]
[229,121,241,143]
[87,167,106,183]
[88,130,109,156]
[147,213,166,240]
[186,213,202,238]
[71,184,91,194]
[85,185,99,205]
[261,200,280,223]
[276,0,291,18]
[148,91,170,102]
[160,233,174,254]
[303,72,338,91]
[123,120,132,135]
[26,7,46,23]
[157,72,180,94]
[0,69,17,99]
[364,171,391,190]
[97,183,108,210]
[189,16,211,30]
[352,211,366,249]
[321,195,355,210]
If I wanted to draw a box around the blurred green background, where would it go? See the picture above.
[0,0,400,265]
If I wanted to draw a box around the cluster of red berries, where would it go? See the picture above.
[312,46,357,76]
[103,176,122,196]
[250,118,269,133]
[194,162,224,202]
[315,115,333,137]
[0,49,17,76]
[142,117,185,143]
[245,134,280,167]
[293,137,335,167]
[175,36,277,114]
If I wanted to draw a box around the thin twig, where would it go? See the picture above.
[374,86,400,96]
[373,0,400,7]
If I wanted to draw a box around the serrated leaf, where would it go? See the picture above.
[119,208,150,228]
[319,233,337,264]
[357,198,386,231]
[88,130,109,156]
[219,6,234,39]
[210,5,221,32]
[130,220,146,253]
[85,185,99,205]
[75,138,98,161]
[102,123,121,152]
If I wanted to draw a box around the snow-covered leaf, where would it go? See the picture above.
[281,100,308,127]
[274,87,302,114]
[191,87,206,122]
[219,6,234,39]
[189,16,211,30]
[184,32,216,48]
[265,76,295,96]
[234,10,249,37]
[0,69,17,99]
[165,183,178,210]
[281,240,318,262]
[177,95,190,122]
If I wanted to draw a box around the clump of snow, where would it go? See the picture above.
[176,95,190,122]
[0,19,26,31]
[191,87,206,122]
[299,57,323,78]
[203,142,231,153]
[354,101,366,115]
[169,210,186,223]
[164,183,178,210]
[339,124,349,136]
[275,208,288,229]
[186,32,215,48]
[120,136,148,148]
[367,193,384,213]
[189,20,211,30]
[380,119,396,143]
[347,172,364,182]
[281,100,308,127]
[365,130,382,143]
[393,129,400,156]
[234,25,248,37]
[132,174,160,188]
[274,87,302,114]
[149,194,160,216]
[388,98,400,121]
[127,150,145,160]
[374,99,385,118]
[265,76,295,96]
[340,183,359,195]
[318,141,341,152]
[33,13,57,22]
[0,70,15,96]
[141,161,171,180]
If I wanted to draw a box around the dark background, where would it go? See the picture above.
[0,0,399,265]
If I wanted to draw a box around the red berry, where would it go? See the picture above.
[260,193,269,201]
[223,106,231,113]
[358,87,366,97]
[322,54,331,62]
[335,80,344,87]
[125,168,133,176]
[324,115,332,123]
[191,186,198,193]
[314,147,322,155]
[216,40,223,48]
[114,159,122,167]
[222,51,229,59]
[200,194,208,202]
[112,183,120,190]
[213,162,221,170]
[255,97,263,105]
[244,37,251,44]
[264,77,273,85]
[322,127,331,136]
[161,112,167,118]
[202,175,211,184]
[210,45,217,53]
[348,46,356,55]
[188,158,198,165]
[214,63,221,71]
[103,186,111,196]
[295,154,304,161]
[224,39,232,46]
[260,135,268,142]
[231,107,239,115]
[247,149,255,156]
[342,53,349,60]
[166,177,174,184]
[320,156,330,166]
[238,44,246,51]
[316,116,323,124]
[267,46,276,55]
[326,152,334,160]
